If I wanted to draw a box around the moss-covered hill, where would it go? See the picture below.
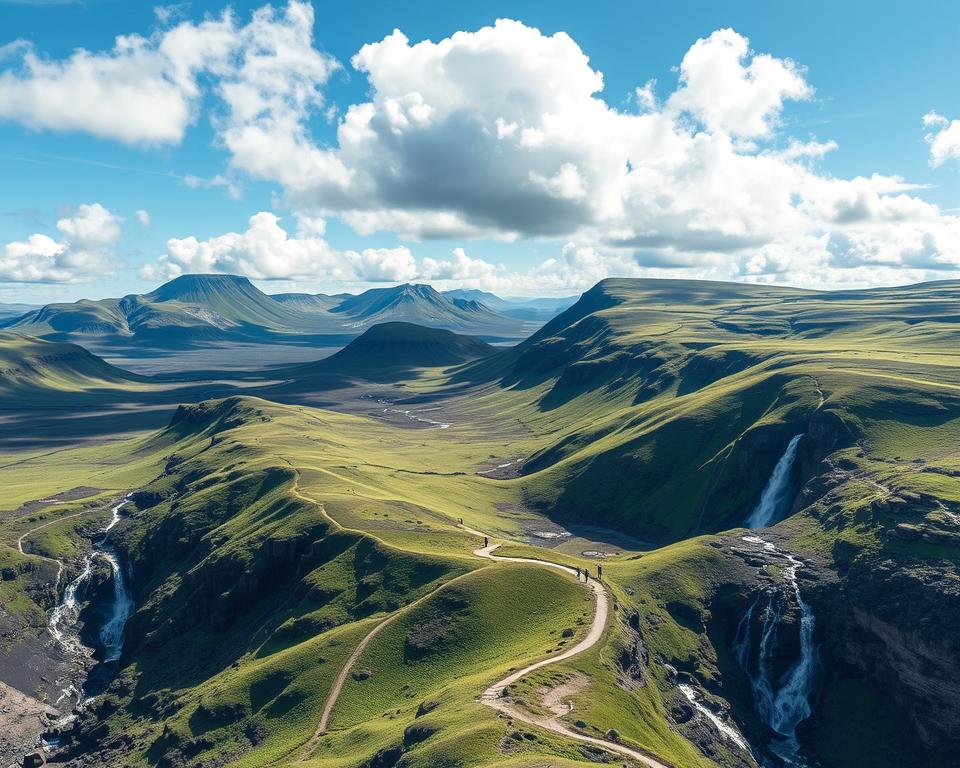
[4,276,960,768]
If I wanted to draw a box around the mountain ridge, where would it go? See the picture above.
[4,275,540,347]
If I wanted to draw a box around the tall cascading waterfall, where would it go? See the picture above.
[747,435,804,529]
[97,550,133,662]
[735,536,818,766]
[48,495,135,663]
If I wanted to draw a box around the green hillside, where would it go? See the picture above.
[309,322,495,378]
[0,332,145,398]
[4,277,960,768]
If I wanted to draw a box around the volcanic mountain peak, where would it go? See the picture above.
[145,274,266,305]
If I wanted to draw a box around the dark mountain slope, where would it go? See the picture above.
[323,322,493,371]
[285,322,495,388]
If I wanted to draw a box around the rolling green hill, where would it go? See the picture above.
[5,277,960,768]
[0,332,145,398]
[439,278,960,542]
[306,322,495,379]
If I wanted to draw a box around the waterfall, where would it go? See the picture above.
[48,554,94,650]
[747,435,804,528]
[678,682,752,753]
[737,536,818,766]
[47,495,134,661]
[97,550,133,662]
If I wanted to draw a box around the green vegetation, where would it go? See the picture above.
[314,322,495,378]
[0,332,145,400]
[4,276,960,768]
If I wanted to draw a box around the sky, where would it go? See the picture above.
[2,0,960,303]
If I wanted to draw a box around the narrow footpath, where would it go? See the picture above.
[462,525,670,768]
[17,509,94,591]
[300,519,669,768]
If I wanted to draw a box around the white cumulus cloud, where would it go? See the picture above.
[0,203,123,283]
[0,1,334,148]
[142,211,417,284]
[923,111,960,167]
[7,7,960,290]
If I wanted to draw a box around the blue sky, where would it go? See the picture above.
[2,0,960,302]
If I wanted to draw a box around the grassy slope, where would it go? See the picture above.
[28,397,685,768]
[0,431,174,641]
[7,278,960,767]
[427,278,960,543]
[0,332,147,400]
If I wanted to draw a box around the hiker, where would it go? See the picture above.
[584,567,589,581]
[575,566,581,581]
[484,536,488,547]
[597,563,603,580]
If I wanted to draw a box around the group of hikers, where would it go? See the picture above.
[457,518,603,582]
[575,564,602,582]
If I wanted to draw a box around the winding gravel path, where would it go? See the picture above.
[301,520,669,768]
[462,526,671,768]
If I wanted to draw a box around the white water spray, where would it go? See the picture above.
[737,536,818,765]
[48,555,94,649]
[47,495,134,662]
[747,435,804,528]
[678,683,752,753]
[97,550,133,662]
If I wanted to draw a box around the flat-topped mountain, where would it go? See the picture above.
[5,274,320,342]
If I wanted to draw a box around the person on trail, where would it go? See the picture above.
[597,563,603,580]
[575,566,581,581]
[484,536,488,547]
[584,567,589,581]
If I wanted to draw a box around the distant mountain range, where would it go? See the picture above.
[2,275,561,346]
[440,289,577,320]
[0,303,38,320]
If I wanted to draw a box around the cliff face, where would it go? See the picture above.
[811,558,960,763]
[795,407,854,489]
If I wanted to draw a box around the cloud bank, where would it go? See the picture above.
[4,3,960,291]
